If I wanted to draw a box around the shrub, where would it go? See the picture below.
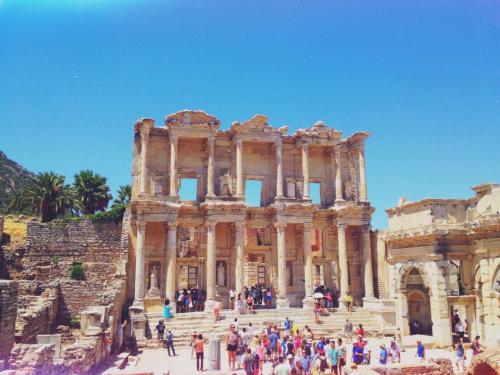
[50,255,59,265]
[86,203,126,223]
[70,262,85,280]
[69,316,80,329]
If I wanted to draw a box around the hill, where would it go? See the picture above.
[0,151,35,213]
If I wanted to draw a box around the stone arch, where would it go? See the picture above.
[395,261,452,346]
[468,349,500,375]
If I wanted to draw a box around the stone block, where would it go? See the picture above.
[36,334,62,358]
[80,311,103,336]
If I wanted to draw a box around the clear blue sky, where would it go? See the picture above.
[1,0,499,228]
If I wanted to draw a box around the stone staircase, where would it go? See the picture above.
[145,307,397,348]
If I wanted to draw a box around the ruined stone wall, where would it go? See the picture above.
[15,288,58,344]
[0,280,18,370]
[23,218,127,320]
[8,336,104,375]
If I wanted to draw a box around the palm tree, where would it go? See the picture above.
[9,171,75,222]
[113,185,131,207]
[73,170,112,215]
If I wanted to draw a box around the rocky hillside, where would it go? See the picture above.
[0,151,35,213]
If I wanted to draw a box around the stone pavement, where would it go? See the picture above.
[103,338,473,375]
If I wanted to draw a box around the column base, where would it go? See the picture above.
[362,296,381,310]
[204,299,217,313]
[302,296,315,309]
[129,304,147,348]
[275,298,290,310]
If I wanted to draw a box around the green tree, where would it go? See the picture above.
[73,170,112,215]
[112,184,131,207]
[9,171,75,222]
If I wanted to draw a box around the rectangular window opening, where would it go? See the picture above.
[258,266,266,286]
[310,182,321,205]
[245,180,262,207]
[179,178,197,201]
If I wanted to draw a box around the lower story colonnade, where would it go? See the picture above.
[130,213,377,313]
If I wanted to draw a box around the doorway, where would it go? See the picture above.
[406,268,432,335]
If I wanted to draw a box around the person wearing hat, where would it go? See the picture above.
[379,343,388,365]
[389,339,401,363]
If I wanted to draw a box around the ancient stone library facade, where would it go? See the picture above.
[129,110,376,316]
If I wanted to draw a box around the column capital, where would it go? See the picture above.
[361,224,372,233]
[137,220,147,231]
[234,138,243,147]
[301,143,309,152]
[166,222,178,231]
[303,223,314,232]
[337,222,347,233]
[206,221,217,231]
[207,136,215,148]
[140,129,151,140]
[234,221,245,230]
[274,222,287,232]
[170,133,178,142]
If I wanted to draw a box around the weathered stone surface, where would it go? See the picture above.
[0,281,18,368]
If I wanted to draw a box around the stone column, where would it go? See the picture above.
[358,148,368,202]
[205,222,217,311]
[334,148,344,202]
[169,134,178,198]
[139,130,150,195]
[207,137,215,198]
[276,141,284,199]
[275,222,289,309]
[235,139,243,198]
[362,225,375,299]
[302,223,314,308]
[337,223,349,308]
[165,222,177,307]
[302,144,310,200]
[235,222,244,294]
[134,221,146,304]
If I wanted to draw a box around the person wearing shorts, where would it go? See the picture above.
[226,324,239,371]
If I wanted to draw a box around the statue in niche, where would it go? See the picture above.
[148,265,160,297]
[217,261,226,287]
[179,241,189,258]
[344,180,354,201]
[219,168,233,196]
[286,263,293,286]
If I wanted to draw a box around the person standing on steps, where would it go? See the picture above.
[344,319,353,338]
[165,329,176,356]
[155,320,165,346]
[344,291,353,313]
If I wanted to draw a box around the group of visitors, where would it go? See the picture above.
[451,310,469,343]
[175,288,206,313]
[193,317,408,374]
[229,286,274,314]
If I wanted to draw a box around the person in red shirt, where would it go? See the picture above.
[356,324,365,337]
[195,334,207,371]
